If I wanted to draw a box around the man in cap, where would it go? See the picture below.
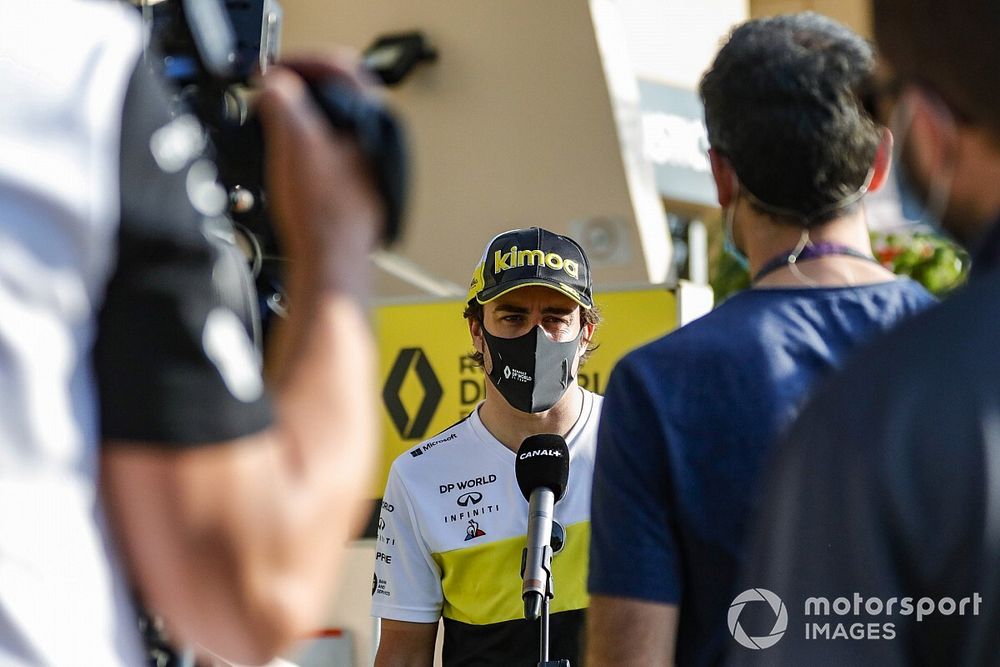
[585,13,936,666]
[732,1,1000,663]
[372,227,602,666]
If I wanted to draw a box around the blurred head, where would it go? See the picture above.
[700,12,882,226]
[873,0,1000,141]
[870,0,1000,245]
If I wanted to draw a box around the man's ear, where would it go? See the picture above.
[709,148,737,208]
[867,127,894,193]
[470,316,495,374]
[468,316,484,354]
[579,317,596,348]
[906,88,960,177]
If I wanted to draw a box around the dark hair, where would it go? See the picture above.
[874,0,1000,140]
[699,12,880,225]
[462,301,601,369]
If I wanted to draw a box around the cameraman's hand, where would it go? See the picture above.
[255,54,385,293]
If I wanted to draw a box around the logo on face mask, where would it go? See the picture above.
[504,365,532,383]
[493,247,580,279]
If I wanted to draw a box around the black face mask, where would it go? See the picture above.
[481,325,583,413]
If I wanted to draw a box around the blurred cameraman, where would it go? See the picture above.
[0,1,383,665]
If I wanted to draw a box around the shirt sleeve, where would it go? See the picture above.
[588,356,682,604]
[371,463,443,623]
[95,57,272,445]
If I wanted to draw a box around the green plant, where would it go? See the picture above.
[871,230,969,295]
[710,230,970,302]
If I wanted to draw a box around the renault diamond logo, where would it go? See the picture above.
[383,348,443,440]
[457,491,483,507]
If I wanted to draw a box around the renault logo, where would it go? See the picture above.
[383,348,443,440]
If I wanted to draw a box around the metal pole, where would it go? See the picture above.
[541,594,550,663]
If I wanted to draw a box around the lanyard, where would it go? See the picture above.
[751,242,881,284]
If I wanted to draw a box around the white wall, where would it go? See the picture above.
[616,0,749,88]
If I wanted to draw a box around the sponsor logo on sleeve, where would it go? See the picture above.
[376,515,395,546]
[409,432,458,458]
[373,575,391,598]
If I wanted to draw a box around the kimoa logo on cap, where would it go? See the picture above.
[493,246,580,279]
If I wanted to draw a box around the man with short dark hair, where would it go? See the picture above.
[732,2,1000,664]
[585,13,935,666]
[372,228,601,667]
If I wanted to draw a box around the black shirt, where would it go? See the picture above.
[729,225,1000,666]
[96,58,272,445]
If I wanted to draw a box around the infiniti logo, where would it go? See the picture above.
[457,491,483,507]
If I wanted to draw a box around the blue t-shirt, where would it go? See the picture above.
[588,278,936,667]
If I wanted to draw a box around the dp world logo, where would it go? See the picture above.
[728,588,787,650]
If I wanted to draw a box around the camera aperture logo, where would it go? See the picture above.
[728,588,788,650]
[729,589,983,648]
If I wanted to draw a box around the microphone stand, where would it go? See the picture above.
[539,571,569,666]
[522,541,570,667]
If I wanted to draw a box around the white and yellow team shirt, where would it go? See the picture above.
[372,388,602,666]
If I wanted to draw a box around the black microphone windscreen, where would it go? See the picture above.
[515,434,570,502]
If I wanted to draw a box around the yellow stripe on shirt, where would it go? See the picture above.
[431,521,590,625]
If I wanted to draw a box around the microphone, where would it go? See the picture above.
[515,434,570,621]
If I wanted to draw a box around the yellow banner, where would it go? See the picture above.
[373,288,678,493]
